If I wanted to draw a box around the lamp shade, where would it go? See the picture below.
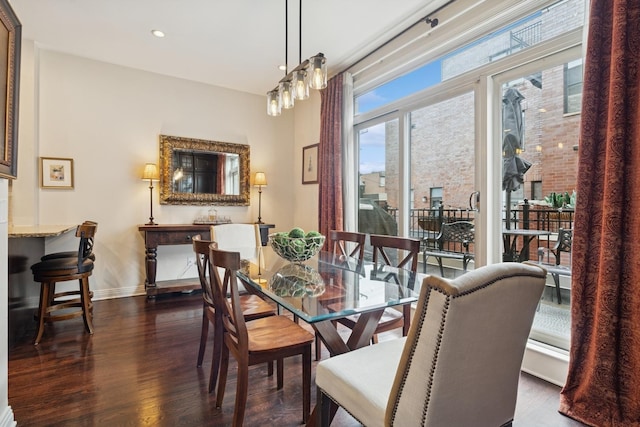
[267,89,281,116]
[293,68,309,100]
[254,172,267,187]
[279,80,295,109]
[309,53,327,90]
[142,163,160,181]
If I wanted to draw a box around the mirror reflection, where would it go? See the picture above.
[159,135,250,206]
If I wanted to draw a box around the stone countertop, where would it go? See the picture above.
[8,224,76,238]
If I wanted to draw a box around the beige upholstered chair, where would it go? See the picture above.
[211,223,264,291]
[316,262,546,427]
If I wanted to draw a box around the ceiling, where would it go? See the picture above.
[10,0,445,96]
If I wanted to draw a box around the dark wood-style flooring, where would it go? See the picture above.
[8,293,586,426]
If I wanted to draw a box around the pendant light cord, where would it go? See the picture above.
[299,0,302,64]
[285,0,288,75]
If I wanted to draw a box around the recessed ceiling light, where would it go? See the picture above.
[278,65,287,71]
[151,29,165,38]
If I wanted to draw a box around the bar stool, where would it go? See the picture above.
[30,223,97,345]
[40,220,97,262]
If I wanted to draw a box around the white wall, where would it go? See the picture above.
[292,92,321,234]
[10,42,313,299]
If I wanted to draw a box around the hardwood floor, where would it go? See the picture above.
[8,293,585,426]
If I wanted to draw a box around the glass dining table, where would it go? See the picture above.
[238,250,422,357]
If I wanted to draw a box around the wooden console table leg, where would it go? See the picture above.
[145,245,158,291]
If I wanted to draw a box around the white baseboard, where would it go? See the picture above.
[0,406,16,427]
[522,340,570,387]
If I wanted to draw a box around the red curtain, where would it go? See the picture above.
[559,1,640,425]
[217,154,225,194]
[318,73,344,242]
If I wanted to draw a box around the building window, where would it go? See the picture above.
[564,59,583,114]
[531,180,542,201]
[430,187,443,209]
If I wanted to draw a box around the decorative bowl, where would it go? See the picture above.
[268,263,326,297]
[269,233,326,263]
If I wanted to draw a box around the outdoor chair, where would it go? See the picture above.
[536,228,573,304]
[316,262,546,426]
[422,220,475,276]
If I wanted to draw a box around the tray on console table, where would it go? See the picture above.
[138,224,212,296]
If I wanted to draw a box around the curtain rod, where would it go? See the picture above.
[343,0,456,73]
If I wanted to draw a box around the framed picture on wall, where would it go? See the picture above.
[40,157,74,189]
[0,0,21,179]
[302,144,319,185]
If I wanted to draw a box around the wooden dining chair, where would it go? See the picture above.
[336,234,421,343]
[314,230,367,359]
[211,247,314,425]
[329,230,366,267]
[191,235,276,394]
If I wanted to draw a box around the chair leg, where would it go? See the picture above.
[34,281,51,345]
[80,276,94,334]
[209,315,224,394]
[552,273,562,304]
[233,357,249,427]
[318,388,338,427]
[437,258,445,277]
[277,359,284,390]
[216,344,229,408]
[315,332,322,360]
[197,307,208,367]
[302,346,312,423]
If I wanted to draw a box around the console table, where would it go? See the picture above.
[138,223,275,296]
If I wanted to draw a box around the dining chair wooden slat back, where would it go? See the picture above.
[336,234,421,347]
[370,234,421,273]
[329,230,366,263]
[210,247,314,426]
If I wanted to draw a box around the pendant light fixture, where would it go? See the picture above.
[267,0,327,116]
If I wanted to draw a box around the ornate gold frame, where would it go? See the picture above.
[0,0,21,179]
[159,134,250,206]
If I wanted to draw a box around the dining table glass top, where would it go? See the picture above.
[238,251,421,324]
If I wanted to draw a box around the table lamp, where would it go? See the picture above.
[142,163,160,225]
[254,172,267,224]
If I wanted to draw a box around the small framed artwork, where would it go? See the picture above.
[40,157,74,189]
[302,143,319,184]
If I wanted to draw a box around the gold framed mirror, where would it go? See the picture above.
[159,135,250,206]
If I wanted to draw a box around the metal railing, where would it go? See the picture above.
[384,200,574,262]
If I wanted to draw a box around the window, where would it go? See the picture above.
[531,180,543,200]
[564,59,583,114]
[430,187,443,209]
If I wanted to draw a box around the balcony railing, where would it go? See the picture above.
[385,200,573,262]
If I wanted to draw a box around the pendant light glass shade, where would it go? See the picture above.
[279,79,295,109]
[293,68,309,100]
[267,89,282,116]
[309,53,327,90]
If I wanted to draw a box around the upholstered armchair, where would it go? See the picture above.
[316,262,546,426]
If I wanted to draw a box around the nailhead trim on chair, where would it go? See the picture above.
[389,271,542,425]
